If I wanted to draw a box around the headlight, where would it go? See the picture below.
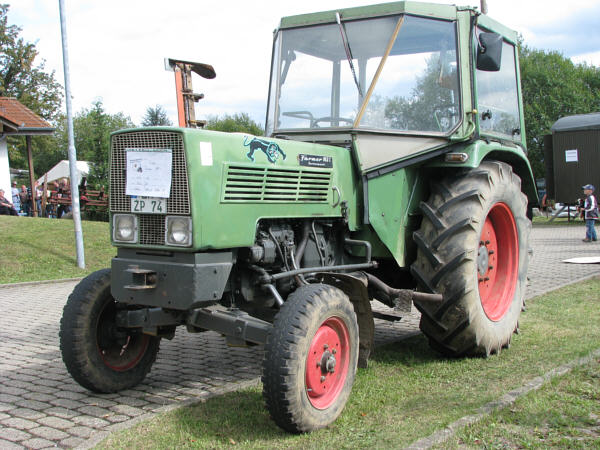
[165,216,192,247]
[113,214,137,243]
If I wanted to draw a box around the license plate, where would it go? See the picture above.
[131,197,166,214]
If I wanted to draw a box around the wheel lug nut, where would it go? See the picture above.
[332,349,337,354]
[323,344,328,350]
[320,375,326,382]
[488,265,493,270]
[489,250,495,255]
[485,240,490,245]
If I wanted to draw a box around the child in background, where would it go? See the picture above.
[581,184,598,242]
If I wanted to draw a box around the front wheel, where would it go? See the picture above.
[262,284,359,433]
[60,269,160,393]
[411,161,531,357]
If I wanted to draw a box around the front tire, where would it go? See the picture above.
[411,161,530,357]
[60,269,160,393]
[262,284,359,433]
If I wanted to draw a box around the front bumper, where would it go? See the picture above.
[111,248,233,310]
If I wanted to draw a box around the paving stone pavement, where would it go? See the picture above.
[0,225,598,449]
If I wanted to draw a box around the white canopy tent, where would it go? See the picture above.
[37,160,90,185]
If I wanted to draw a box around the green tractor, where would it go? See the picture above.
[60,1,535,433]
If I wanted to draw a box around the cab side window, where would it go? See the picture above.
[476,35,520,140]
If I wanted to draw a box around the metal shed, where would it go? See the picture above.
[544,112,600,204]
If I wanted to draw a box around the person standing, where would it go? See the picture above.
[57,178,71,218]
[48,181,59,218]
[19,185,29,216]
[581,184,598,242]
[34,181,42,217]
[11,181,20,213]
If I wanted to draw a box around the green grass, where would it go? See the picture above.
[441,360,600,448]
[97,278,600,449]
[0,215,114,284]
[533,216,583,226]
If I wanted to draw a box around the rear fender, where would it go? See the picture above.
[425,141,538,205]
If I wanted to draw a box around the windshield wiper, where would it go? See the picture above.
[336,12,363,98]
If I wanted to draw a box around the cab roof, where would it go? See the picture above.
[278,1,518,44]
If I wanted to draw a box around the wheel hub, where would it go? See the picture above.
[97,301,150,371]
[320,350,337,373]
[477,244,490,276]
[478,203,519,322]
[305,317,350,409]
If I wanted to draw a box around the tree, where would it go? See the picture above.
[141,105,172,126]
[1,4,63,177]
[0,5,63,121]
[205,113,263,135]
[519,46,600,178]
[367,53,459,133]
[53,100,134,186]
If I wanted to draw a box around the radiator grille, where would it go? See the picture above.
[138,214,166,246]
[110,131,190,214]
[223,165,331,203]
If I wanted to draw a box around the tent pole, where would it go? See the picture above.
[26,136,38,217]
[41,174,48,218]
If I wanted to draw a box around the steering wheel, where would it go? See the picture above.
[282,111,315,123]
[312,117,354,127]
[282,111,353,128]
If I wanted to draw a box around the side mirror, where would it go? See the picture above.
[476,32,503,71]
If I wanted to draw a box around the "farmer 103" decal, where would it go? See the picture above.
[298,154,333,168]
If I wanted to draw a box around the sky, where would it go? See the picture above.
[8,0,600,128]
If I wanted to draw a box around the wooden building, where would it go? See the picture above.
[544,112,600,204]
[0,98,55,215]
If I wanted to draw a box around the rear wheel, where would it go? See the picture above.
[411,161,530,356]
[60,269,160,392]
[262,284,358,432]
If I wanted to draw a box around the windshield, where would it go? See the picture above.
[266,15,461,135]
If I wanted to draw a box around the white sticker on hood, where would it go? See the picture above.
[200,142,213,166]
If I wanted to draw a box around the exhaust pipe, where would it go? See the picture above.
[363,272,443,309]
[480,0,488,14]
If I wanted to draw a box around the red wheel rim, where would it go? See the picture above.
[305,317,351,409]
[97,301,150,372]
[478,202,519,321]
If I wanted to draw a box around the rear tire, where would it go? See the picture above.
[60,269,160,393]
[411,161,530,356]
[262,284,359,433]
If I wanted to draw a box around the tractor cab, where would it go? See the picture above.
[265,2,526,175]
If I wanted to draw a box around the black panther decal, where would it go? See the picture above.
[243,136,286,163]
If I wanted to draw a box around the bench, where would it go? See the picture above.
[46,189,108,218]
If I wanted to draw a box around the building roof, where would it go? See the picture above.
[551,112,600,133]
[0,115,19,133]
[0,97,55,135]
